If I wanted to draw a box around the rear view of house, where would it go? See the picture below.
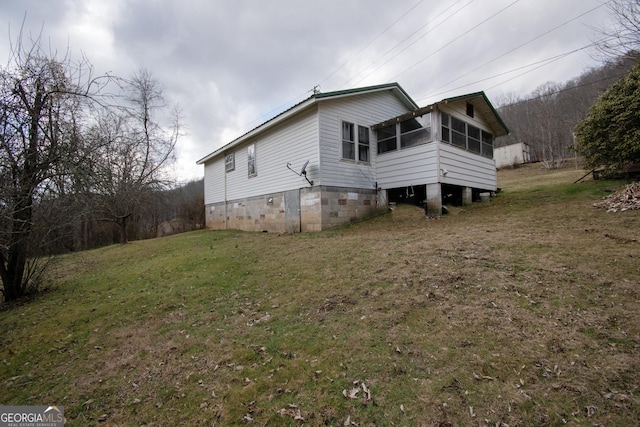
[197,83,509,232]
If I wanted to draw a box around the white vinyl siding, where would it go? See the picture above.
[376,143,439,188]
[204,108,318,203]
[203,159,225,205]
[377,141,496,191]
[439,143,497,190]
[318,91,411,189]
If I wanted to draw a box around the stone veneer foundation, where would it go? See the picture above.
[205,186,386,233]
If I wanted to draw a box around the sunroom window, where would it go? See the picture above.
[482,130,493,158]
[451,116,466,148]
[377,123,397,154]
[441,112,494,158]
[468,125,481,153]
[400,113,432,148]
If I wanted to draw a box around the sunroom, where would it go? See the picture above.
[372,92,509,216]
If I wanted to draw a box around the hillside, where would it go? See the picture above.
[1,164,639,426]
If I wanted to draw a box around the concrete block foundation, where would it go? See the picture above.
[205,186,385,233]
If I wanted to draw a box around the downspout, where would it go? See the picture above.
[224,153,228,230]
[435,106,441,184]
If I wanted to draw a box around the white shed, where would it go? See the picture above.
[494,142,531,168]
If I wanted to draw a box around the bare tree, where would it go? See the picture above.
[593,0,640,60]
[0,29,108,301]
[84,69,181,244]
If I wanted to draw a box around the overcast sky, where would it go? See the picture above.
[0,0,615,182]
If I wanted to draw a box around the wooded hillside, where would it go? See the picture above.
[496,55,638,167]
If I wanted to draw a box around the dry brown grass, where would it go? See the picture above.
[1,163,639,426]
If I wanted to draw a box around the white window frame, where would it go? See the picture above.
[341,121,356,161]
[358,125,370,163]
[247,144,257,177]
[441,112,494,159]
[225,153,235,172]
[341,120,370,164]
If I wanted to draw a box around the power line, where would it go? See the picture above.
[496,71,627,109]
[417,38,613,102]
[317,0,426,88]
[388,0,522,84]
[229,1,431,140]
[340,0,475,89]
[422,1,610,99]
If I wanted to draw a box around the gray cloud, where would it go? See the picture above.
[0,0,614,182]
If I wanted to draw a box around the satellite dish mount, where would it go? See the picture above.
[287,160,313,186]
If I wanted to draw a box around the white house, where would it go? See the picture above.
[197,83,509,232]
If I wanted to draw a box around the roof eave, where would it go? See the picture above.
[441,91,509,137]
[196,96,318,164]
[196,82,418,165]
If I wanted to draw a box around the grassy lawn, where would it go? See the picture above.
[1,163,639,426]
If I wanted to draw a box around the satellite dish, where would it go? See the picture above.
[286,160,313,186]
[300,160,309,176]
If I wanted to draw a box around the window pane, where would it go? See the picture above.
[378,138,396,154]
[359,145,369,162]
[358,126,369,145]
[482,142,493,158]
[468,125,480,153]
[482,130,493,145]
[452,131,466,147]
[400,118,422,133]
[441,126,450,142]
[401,128,432,148]
[468,138,481,153]
[378,124,395,140]
[358,126,370,162]
[343,140,355,160]
[342,121,355,160]
[466,102,474,118]
[225,153,235,172]
[400,113,432,148]
[441,112,450,126]
[377,124,397,154]
[451,116,466,133]
[342,122,354,141]
[247,144,256,176]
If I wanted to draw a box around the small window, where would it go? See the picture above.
[358,126,370,162]
[225,153,235,172]
[342,121,355,160]
[377,124,397,154]
[466,102,474,118]
[247,144,256,177]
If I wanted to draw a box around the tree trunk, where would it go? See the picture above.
[1,198,33,301]
[118,215,130,244]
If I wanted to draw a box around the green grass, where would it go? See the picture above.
[1,163,639,426]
